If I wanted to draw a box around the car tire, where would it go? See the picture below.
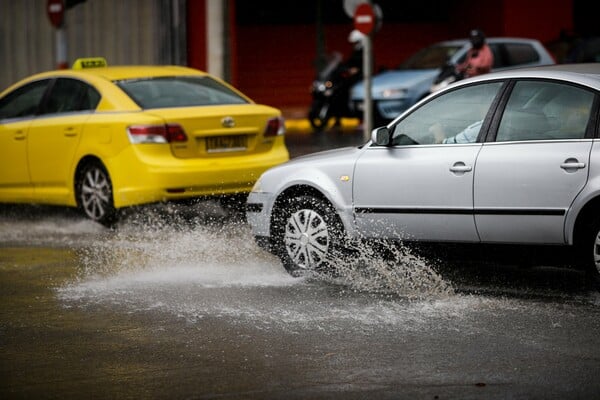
[574,214,600,288]
[590,219,600,289]
[308,101,331,131]
[584,217,600,288]
[273,195,345,277]
[76,161,117,227]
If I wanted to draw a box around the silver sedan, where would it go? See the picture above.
[247,64,600,283]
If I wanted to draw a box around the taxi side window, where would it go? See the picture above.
[0,80,50,120]
[42,78,100,114]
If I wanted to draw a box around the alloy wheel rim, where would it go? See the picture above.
[284,208,329,270]
[81,167,111,220]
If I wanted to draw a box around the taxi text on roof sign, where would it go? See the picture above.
[72,57,108,70]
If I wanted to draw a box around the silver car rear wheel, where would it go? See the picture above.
[594,226,600,275]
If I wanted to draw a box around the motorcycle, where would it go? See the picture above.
[308,52,358,131]
[429,61,465,94]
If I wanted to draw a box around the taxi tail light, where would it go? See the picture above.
[127,124,188,144]
[264,116,285,137]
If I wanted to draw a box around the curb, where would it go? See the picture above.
[285,118,361,131]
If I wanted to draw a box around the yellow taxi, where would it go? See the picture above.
[0,58,289,225]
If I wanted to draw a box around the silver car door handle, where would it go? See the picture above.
[450,164,472,173]
[560,162,585,170]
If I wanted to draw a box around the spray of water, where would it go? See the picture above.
[0,201,456,330]
[303,237,454,300]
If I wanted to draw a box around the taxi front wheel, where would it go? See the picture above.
[76,161,117,227]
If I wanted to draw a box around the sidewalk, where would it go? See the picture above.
[281,106,360,132]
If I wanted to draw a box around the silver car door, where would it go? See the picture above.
[474,80,595,244]
[353,81,504,242]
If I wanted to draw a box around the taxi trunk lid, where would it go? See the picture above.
[146,104,282,159]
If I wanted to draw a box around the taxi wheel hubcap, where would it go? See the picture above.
[80,166,112,221]
[284,208,330,270]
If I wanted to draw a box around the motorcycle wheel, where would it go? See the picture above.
[309,102,331,131]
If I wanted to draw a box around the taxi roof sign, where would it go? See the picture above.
[72,57,108,69]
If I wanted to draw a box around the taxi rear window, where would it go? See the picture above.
[116,76,248,109]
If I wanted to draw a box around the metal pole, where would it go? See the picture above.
[56,27,68,69]
[362,32,373,141]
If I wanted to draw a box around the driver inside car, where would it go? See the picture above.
[429,119,483,144]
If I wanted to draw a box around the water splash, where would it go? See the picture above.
[313,239,454,300]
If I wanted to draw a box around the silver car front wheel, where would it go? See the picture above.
[274,196,344,276]
[284,207,330,270]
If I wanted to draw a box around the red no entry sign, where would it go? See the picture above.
[47,0,65,28]
[353,3,375,35]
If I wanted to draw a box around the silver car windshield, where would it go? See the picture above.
[116,76,249,109]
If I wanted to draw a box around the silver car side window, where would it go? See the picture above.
[390,82,503,146]
[496,80,594,142]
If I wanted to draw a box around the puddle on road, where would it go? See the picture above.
[4,202,596,332]
[30,203,460,330]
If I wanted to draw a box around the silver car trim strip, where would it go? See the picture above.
[354,208,566,216]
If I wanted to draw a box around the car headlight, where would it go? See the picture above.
[380,88,407,99]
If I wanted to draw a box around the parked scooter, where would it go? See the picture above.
[308,52,358,131]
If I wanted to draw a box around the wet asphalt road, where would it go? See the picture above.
[2,125,600,399]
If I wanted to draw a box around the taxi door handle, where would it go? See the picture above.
[14,130,26,140]
[63,127,78,137]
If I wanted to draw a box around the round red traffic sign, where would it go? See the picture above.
[353,3,375,35]
[47,0,65,28]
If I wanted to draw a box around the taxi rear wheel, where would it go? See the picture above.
[76,161,117,227]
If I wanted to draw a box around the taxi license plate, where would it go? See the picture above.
[206,135,247,153]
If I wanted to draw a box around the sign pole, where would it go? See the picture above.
[47,0,68,69]
[56,27,68,69]
[363,33,372,141]
[353,2,376,141]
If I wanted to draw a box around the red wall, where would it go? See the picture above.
[501,0,573,42]
[236,25,317,108]
[187,0,207,72]
[235,22,454,109]
[189,0,574,111]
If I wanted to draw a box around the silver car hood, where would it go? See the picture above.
[256,145,367,194]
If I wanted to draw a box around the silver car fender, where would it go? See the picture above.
[565,155,600,244]
[270,164,357,237]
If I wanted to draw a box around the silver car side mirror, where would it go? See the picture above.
[371,126,390,146]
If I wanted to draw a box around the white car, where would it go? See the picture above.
[247,64,600,283]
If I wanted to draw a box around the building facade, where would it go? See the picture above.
[1,0,594,112]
